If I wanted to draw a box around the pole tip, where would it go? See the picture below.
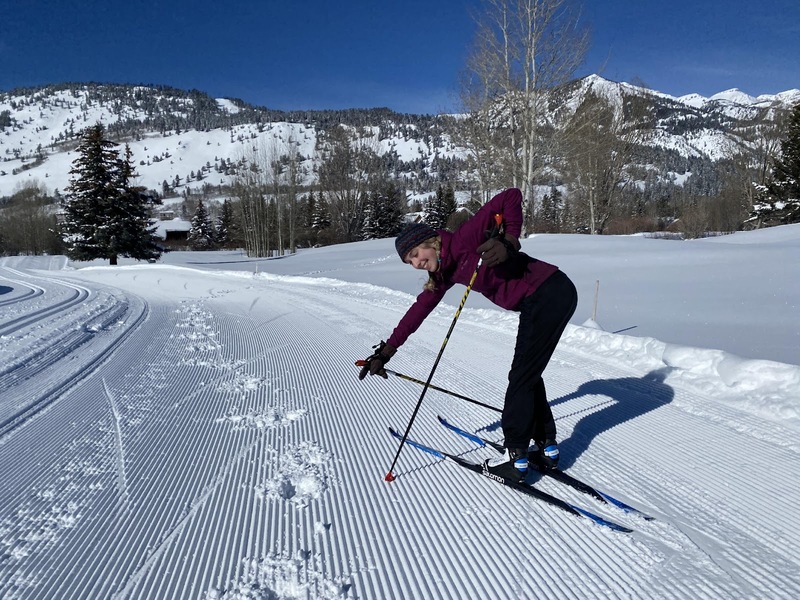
[384,471,395,482]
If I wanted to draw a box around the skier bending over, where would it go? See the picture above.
[358,187,578,482]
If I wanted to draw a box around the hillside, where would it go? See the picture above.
[1,78,798,204]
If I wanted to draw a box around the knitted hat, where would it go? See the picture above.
[395,222,437,261]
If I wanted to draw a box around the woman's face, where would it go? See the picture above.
[405,244,439,272]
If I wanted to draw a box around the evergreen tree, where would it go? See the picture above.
[188,199,215,250]
[215,198,239,249]
[304,191,317,230]
[361,193,381,240]
[311,194,332,231]
[750,102,800,227]
[422,193,438,228]
[439,184,457,228]
[61,124,120,262]
[374,182,406,237]
[61,125,161,264]
[537,185,563,232]
[108,145,162,263]
[423,185,457,229]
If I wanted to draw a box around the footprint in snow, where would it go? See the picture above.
[255,442,334,508]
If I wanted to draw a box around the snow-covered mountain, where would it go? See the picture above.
[1,77,798,200]
[558,75,799,161]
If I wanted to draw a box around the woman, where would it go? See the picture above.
[359,188,577,482]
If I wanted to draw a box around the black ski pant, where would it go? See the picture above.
[502,270,578,449]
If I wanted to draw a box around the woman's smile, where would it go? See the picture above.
[407,246,439,272]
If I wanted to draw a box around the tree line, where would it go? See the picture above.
[2,97,797,259]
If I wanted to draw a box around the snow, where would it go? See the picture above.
[710,88,758,105]
[152,217,192,239]
[3,81,799,202]
[1,225,799,599]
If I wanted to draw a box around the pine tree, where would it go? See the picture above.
[374,182,406,237]
[61,125,161,264]
[439,184,457,229]
[188,199,215,250]
[422,192,438,228]
[108,145,162,263]
[538,185,563,232]
[423,185,457,230]
[311,194,332,231]
[215,198,239,249]
[750,103,800,227]
[61,124,120,262]
[361,193,381,240]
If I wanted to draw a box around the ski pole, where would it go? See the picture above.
[383,213,504,482]
[354,361,501,413]
[384,258,485,482]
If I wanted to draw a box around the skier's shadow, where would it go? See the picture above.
[479,368,675,470]
[551,368,675,469]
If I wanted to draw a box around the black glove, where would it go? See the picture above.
[358,341,397,380]
[476,236,518,268]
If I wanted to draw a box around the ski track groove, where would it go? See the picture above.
[241,278,752,591]
[418,309,800,597]
[269,282,636,599]
[541,353,800,598]
[38,303,184,599]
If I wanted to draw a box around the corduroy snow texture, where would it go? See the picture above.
[395,222,437,261]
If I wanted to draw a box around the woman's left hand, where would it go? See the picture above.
[477,235,518,267]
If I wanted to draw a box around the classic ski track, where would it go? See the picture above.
[0,271,44,308]
[0,266,90,337]
[0,267,797,599]
[0,289,147,442]
[0,298,131,399]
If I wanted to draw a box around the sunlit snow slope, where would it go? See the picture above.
[0,233,799,599]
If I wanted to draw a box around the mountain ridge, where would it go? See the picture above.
[1,76,797,202]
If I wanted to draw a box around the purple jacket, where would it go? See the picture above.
[387,188,558,349]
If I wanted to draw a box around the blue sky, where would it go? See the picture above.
[1,0,798,114]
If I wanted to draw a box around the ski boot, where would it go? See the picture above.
[483,448,528,483]
[532,439,559,470]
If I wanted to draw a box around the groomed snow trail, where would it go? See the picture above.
[0,259,798,599]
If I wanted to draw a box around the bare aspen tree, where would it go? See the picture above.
[316,125,382,243]
[734,112,786,210]
[268,147,284,256]
[233,161,269,257]
[461,0,589,230]
[284,137,304,254]
[0,182,61,255]
[233,140,275,257]
[562,91,641,234]
[234,135,305,257]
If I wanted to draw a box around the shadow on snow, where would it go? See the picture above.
[477,368,675,470]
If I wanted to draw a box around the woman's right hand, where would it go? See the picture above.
[358,341,397,379]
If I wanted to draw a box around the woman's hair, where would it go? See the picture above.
[418,236,442,292]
